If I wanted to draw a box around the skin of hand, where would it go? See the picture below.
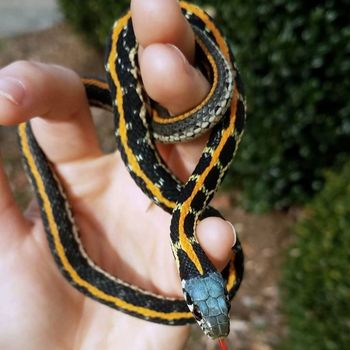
[0,0,235,349]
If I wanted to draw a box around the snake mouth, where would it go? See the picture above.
[199,315,230,339]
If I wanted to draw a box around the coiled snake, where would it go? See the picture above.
[18,1,245,340]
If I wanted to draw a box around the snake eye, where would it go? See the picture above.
[193,304,202,321]
[225,294,231,311]
[184,292,193,305]
[226,299,231,312]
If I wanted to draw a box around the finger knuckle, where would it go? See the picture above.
[7,60,42,76]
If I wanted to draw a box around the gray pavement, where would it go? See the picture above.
[0,0,62,37]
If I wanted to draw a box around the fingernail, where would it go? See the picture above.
[166,44,192,74]
[0,77,25,105]
[226,221,237,246]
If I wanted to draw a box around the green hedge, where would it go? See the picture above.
[281,161,350,350]
[218,0,350,211]
[58,0,350,211]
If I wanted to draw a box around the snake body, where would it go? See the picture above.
[18,1,245,339]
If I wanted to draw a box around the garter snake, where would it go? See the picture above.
[18,1,245,340]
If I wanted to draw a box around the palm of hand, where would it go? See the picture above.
[1,147,191,349]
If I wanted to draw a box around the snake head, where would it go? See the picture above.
[182,272,231,339]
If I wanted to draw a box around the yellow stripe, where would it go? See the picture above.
[18,122,191,321]
[180,2,230,61]
[152,34,218,124]
[178,90,238,275]
[108,13,175,210]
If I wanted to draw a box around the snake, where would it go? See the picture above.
[17,1,245,340]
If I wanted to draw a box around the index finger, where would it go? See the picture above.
[131,0,211,181]
[0,61,101,164]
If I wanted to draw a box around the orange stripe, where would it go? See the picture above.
[180,2,230,61]
[81,78,109,90]
[178,90,239,274]
[226,255,237,292]
[173,2,237,274]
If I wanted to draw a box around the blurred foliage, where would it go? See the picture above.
[58,0,350,211]
[280,161,350,350]
[58,0,129,47]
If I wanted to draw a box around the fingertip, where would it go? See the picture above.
[0,61,101,163]
[0,70,29,125]
[197,217,236,271]
[0,61,87,122]
[0,98,23,126]
[131,0,195,62]
[139,43,210,115]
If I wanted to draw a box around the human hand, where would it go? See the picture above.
[0,0,235,349]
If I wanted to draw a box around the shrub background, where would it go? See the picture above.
[58,0,350,212]
[280,161,350,350]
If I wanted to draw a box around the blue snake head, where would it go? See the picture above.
[182,272,230,339]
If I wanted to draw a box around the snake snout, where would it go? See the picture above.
[204,315,230,339]
[200,295,230,339]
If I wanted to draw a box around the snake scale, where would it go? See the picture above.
[18,1,245,340]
